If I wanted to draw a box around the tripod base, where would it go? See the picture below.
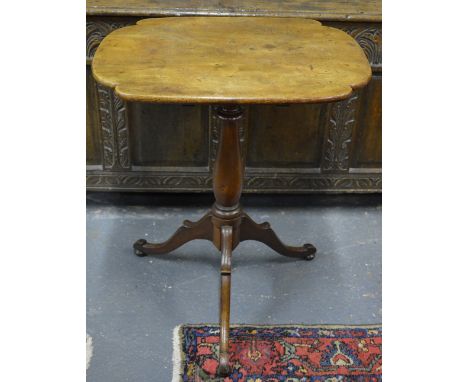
[133,209,316,260]
[133,207,315,377]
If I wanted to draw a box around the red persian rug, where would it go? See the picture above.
[172,324,382,382]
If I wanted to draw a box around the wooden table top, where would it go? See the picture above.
[92,17,371,104]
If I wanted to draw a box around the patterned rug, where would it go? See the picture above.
[173,324,382,382]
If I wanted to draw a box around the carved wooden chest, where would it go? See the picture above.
[86,0,382,193]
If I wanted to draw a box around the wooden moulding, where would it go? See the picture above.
[86,0,382,22]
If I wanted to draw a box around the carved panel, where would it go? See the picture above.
[96,84,131,170]
[86,171,381,192]
[321,94,358,173]
[244,173,381,191]
[87,172,212,189]
[127,104,209,167]
[246,104,324,168]
[352,75,382,168]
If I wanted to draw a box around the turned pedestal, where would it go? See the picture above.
[91,16,371,377]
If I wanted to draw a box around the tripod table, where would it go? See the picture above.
[92,16,371,377]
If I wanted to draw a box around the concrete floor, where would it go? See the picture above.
[86,193,381,382]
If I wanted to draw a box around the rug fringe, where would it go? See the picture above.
[172,324,182,382]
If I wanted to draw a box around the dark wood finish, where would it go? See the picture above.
[219,225,233,376]
[240,212,316,260]
[127,103,209,167]
[352,75,382,168]
[133,212,212,256]
[212,106,244,209]
[86,66,102,166]
[132,106,316,375]
[247,104,325,168]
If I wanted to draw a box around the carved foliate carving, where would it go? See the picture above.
[336,25,382,70]
[322,94,358,173]
[115,95,130,168]
[96,84,131,170]
[86,171,381,192]
[86,20,134,61]
[244,173,381,190]
[87,173,212,188]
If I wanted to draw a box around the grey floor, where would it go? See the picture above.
[86,193,381,382]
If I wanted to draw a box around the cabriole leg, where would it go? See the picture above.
[133,212,213,256]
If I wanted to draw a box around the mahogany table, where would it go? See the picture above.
[92,16,371,377]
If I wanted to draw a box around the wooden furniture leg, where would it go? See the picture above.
[218,225,233,376]
[239,212,316,260]
[133,212,213,256]
[211,105,244,376]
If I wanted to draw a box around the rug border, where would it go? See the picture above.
[172,323,382,382]
[172,324,183,382]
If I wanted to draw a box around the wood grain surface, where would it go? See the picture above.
[92,17,371,104]
[86,0,381,22]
